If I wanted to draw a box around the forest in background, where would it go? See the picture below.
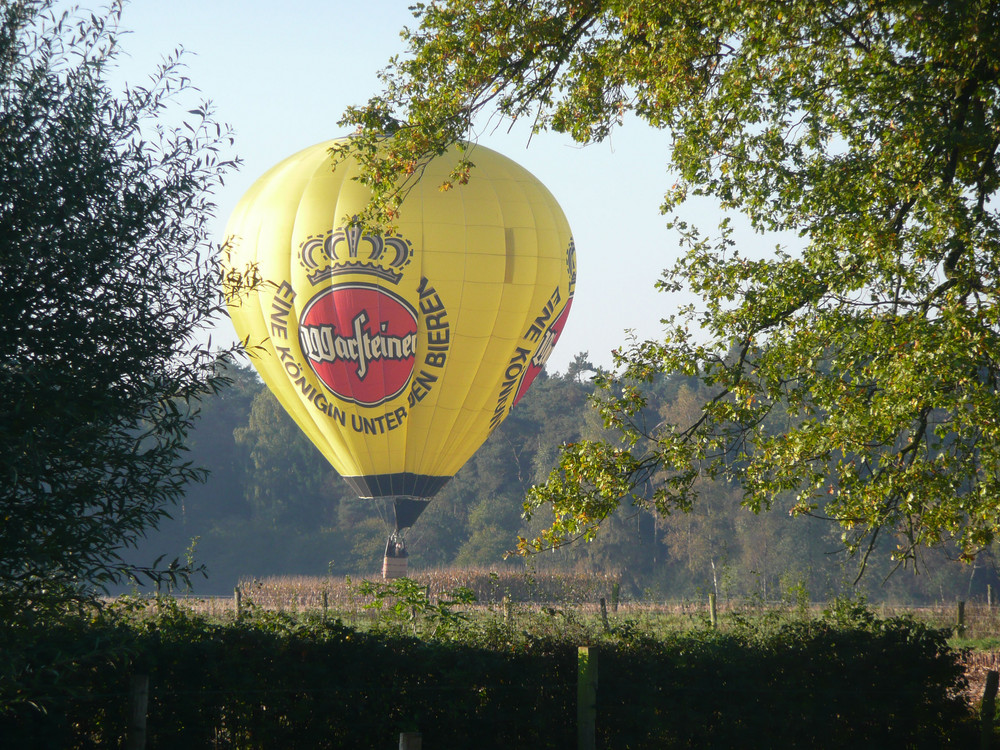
[129,356,999,604]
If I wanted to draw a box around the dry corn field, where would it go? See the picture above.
[237,567,623,609]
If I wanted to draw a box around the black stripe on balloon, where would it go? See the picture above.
[341,473,451,500]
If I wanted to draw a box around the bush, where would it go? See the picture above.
[0,598,976,749]
[602,615,971,748]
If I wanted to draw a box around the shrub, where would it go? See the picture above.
[0,598,976,749]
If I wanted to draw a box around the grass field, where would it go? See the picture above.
[157,568,1000,638]
[214,570,1000,641]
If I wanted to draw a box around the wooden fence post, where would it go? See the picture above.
[599,598,610,632]
[124,673,149,750]
[399,731,422,749]
[611,582,620,613]
[981,670,999,750]
[709,593,718,629]
[578,646,598,750]
[990,585,995,608]
[958,601,967,637]
[235,586,242,619]
[322,590,329,620]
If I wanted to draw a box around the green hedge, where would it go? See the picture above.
[0,602,976,749]
[600,617,973,748]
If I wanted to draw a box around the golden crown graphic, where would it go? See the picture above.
[298,219,413,285]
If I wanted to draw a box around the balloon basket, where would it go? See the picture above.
[383,533,409,579]
[382,554,408,579]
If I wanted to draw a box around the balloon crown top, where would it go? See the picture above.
[298,218,413,285]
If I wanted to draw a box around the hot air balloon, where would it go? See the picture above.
[222,138,575,577]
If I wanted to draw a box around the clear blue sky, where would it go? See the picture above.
[108,0,759,374]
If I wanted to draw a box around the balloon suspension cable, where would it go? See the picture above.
[375,495,390,531]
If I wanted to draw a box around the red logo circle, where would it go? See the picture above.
[298,283,418,406]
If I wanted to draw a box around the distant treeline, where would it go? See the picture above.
[130,356,999,603]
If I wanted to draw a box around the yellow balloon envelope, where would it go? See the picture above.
[222,138,575,527]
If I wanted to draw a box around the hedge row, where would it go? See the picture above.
[0,600,977,748]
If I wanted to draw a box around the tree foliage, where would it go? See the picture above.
[234,389,338,528]
[339,0,1000,571]
[0,1,238,612]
